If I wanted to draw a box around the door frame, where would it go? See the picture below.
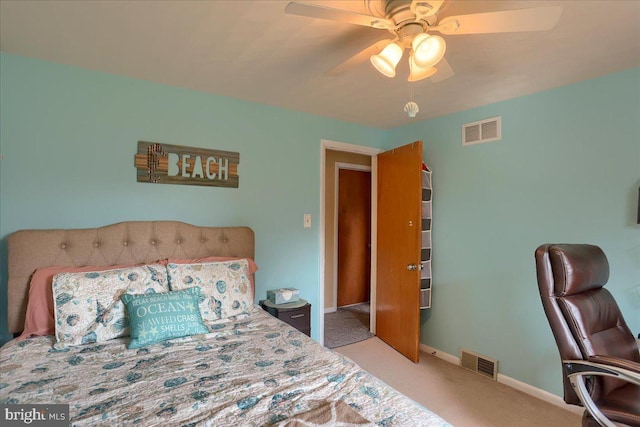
[332,162,372,311]
[319,139,382,346]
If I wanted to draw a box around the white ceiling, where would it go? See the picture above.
[1,0,639,129]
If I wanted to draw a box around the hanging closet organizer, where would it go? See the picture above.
[420,163,432,309]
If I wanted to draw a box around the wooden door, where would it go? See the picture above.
[337,169,371,307]
[376,141,423,363]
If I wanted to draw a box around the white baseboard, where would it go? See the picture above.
[420,343,460,365]
[324,307,337,314]
[419,344,583,416]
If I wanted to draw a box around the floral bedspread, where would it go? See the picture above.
[0,307,451,427]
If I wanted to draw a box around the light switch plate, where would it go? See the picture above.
[304,214,311,228]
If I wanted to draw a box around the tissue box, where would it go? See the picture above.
[267,288,300,305]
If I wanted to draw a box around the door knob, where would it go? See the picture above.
[407,264,418,271]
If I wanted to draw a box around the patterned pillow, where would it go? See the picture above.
[167,259,253,321]
[121,287,209,349]
[160,256,258,296]
[18,263,140,340]
[52,264,169,347]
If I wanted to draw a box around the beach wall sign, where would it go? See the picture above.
[134,141,239,188]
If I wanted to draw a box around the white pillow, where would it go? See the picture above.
[52,264,169,347]
[167,259,253,321]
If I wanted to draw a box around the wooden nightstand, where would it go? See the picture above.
[260,300,311,337]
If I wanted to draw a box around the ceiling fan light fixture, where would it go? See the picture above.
[412,33,446,68]
[370,42,403,78]
[408,55,437,82]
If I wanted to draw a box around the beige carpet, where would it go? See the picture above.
[335,337,582,427]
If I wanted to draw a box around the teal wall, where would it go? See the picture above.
[1,52,638,399]
[389,67,640,396]
[0,53,387,345]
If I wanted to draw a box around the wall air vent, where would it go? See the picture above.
[462,116,501,146]
[460,348,498,380]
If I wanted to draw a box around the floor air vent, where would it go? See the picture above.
[460,349,498,380]
[462,116,501,146]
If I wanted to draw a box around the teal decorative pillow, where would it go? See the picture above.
[52,264,169,348]
[121,287,209,349]
[167,259,253,321]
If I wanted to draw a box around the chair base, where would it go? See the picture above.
[584,410,640,427]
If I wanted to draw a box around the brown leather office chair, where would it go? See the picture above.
[535,244,640,427]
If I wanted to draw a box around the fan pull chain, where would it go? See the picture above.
[404,82,419,118]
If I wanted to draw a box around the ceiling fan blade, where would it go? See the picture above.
[285,2,395,30]
[431,56,454,83]
[411,0,445,19]
[325,39,395,76]
[437,5,563,35]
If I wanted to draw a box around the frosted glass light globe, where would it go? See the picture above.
[412,33,446,69]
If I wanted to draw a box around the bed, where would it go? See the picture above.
[1,221,451,426]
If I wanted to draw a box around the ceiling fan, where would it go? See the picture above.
[285,0,563,83]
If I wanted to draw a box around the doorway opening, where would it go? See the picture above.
[326,164,372,348]
[319,140,382,348]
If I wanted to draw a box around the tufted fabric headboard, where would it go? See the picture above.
[7,221,255,334]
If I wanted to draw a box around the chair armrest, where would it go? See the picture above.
[564,358,640,387]
[588,355,640,375]
[563,359,640,427]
